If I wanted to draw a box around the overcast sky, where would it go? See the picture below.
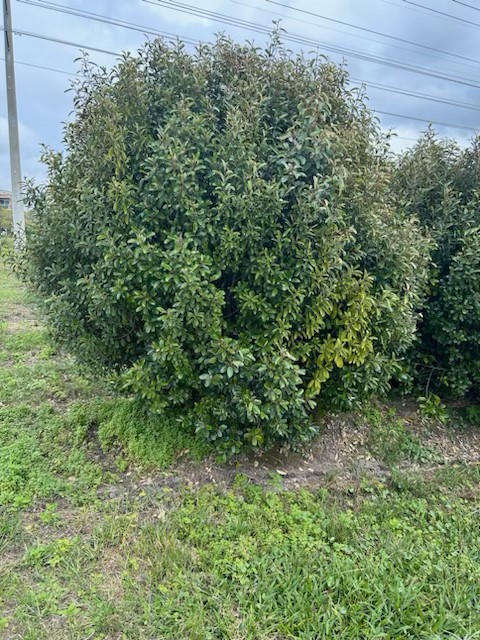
[1,0,480,191]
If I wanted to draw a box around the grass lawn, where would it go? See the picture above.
[1,262,480,639]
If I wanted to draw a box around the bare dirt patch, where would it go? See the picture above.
[392,398,480,463]
[102,405,480,501]
[189,413,376,491]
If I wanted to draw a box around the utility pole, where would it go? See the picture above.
[3,0,25,249]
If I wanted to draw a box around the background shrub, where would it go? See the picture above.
[0,208,13,236]
[394,129,480,396]
[18,35,430,453]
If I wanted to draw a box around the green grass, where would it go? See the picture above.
[0,263,25,310]
[1,262,480,639]
[2,481,480,639]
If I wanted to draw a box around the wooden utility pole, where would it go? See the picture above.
[3,0,25,249]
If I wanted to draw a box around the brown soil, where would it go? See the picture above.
[103,406,480,501]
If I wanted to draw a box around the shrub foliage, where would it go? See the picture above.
[394,129,480,396]
[20,36,429,452]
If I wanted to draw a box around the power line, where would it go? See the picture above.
[0,25,120,56]
[144,0,480,88]
[395,135,420,142]
[9,3,480,133]
[230,0,480,72]
[351,77,480,112]
[0,54,74,75]
[401,0,480,27]
[452,0,480,11]
[22,0,480,89]
[451,0,480,12]
[378,0,473,26]
[380,0,480,34]
[375,109,478,131]
[17,0,200,46]
[266,0,480,66]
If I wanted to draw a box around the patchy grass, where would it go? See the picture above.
[1,263,480,639]
[0,271,109,512]
[2,481,480,639]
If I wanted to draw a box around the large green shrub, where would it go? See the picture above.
[19,35,429,453]
[394,130,480,395]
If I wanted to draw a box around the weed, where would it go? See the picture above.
[418,393,449,424]
[39,503,61,527]
[22,537,78,568]
[365,404,437,464]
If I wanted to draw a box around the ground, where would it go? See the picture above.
[1,262,480,639]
